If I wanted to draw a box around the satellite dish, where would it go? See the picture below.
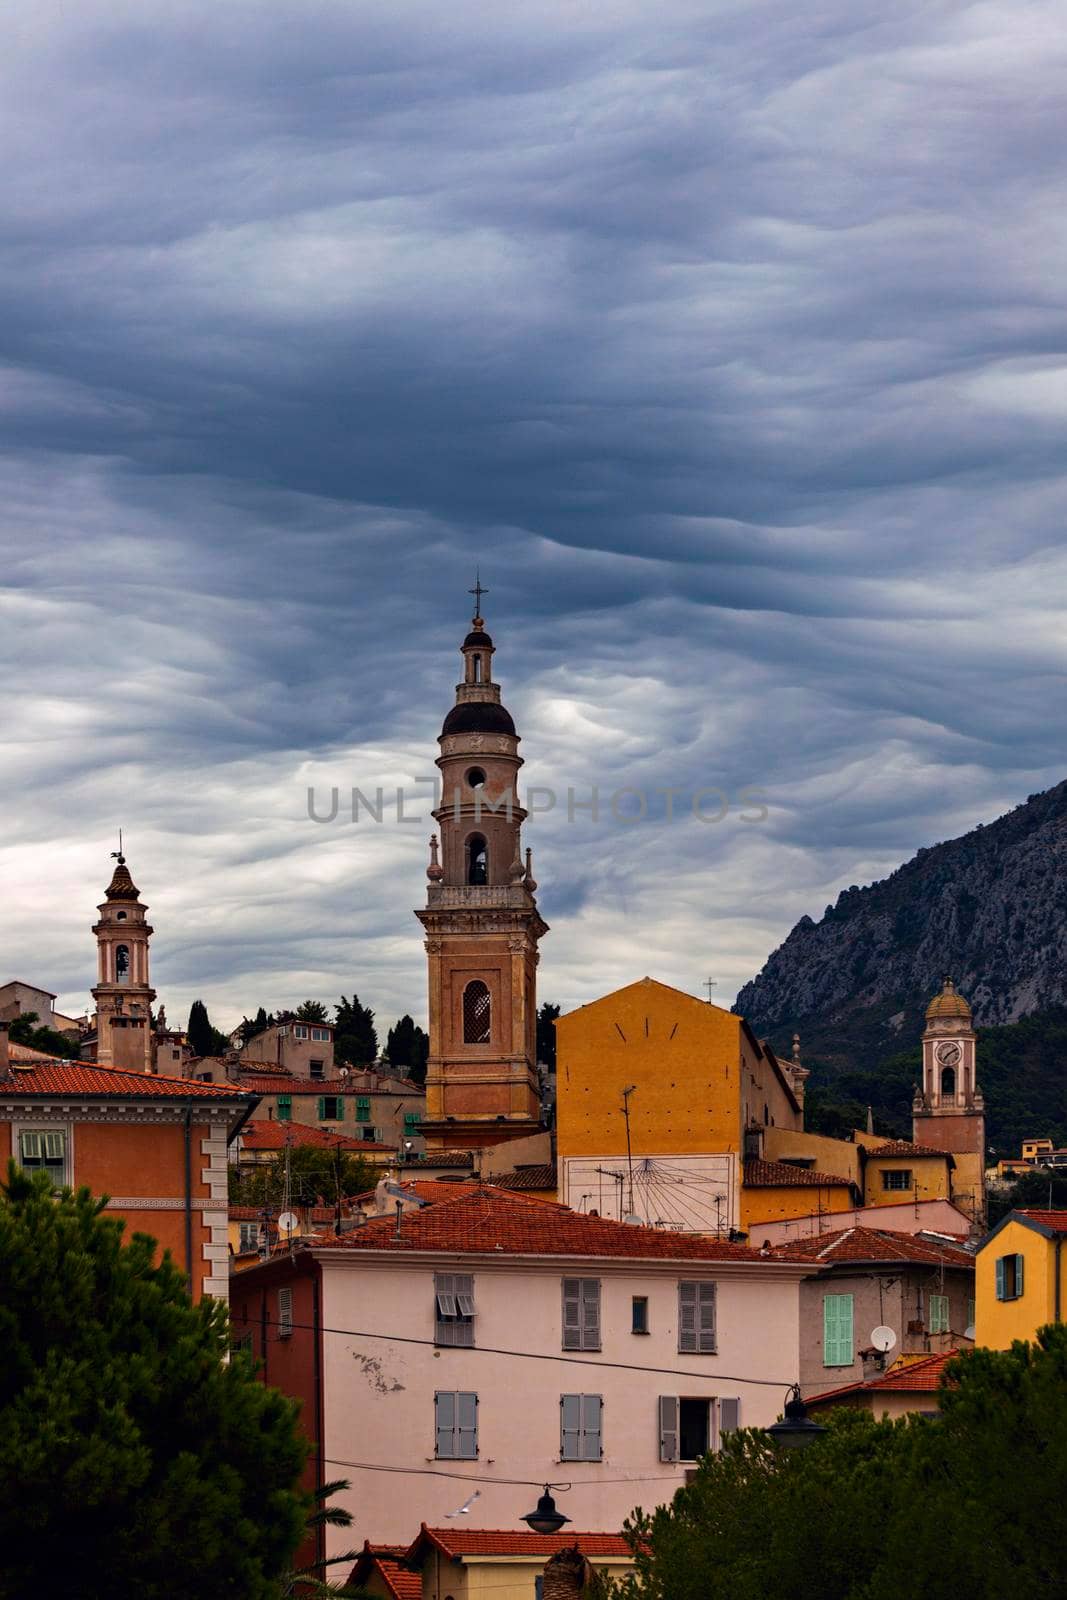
[623,1213,644,1226]
[277,1212,298,1235]
[871,1325,897,1354]
[964,1324,976,1341]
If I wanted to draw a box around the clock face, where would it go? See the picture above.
[936,1041,961,1067]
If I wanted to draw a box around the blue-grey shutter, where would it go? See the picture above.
[582,1394,603,1461]
[561,1393,582,1460]
[718,1397,740,1439]
[1015,1254,1025,1296]
[995,1257,1006,1301]
[582,1279,601,1350]
[678,1282,698,1352]
[562,1279,582,1349]
[697,1283,717,1352]
[659,1396,679,1462]
[435,1390,455,1457]
[456,1391,477,1459]
[317,1097,325,1120]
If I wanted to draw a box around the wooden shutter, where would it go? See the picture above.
[929,1294,949,1334]
[581,1395,603,1461]
[277,1286,293,1339]
[1015,1253,1025,1295]
[456,1392,478,1459]
[823,1293,853,1366]
[995,1257,1006,1300]
[718,1397,740,1438]
[317,1097,325,1120]
[435,1390,455,1456]
[679,1281,698,1352]
[563,1278,598,1349]
[561,1393,582,1460]
[659,1396,679,1462]
[582,1279,601,1350]
[697,1283,717,1352]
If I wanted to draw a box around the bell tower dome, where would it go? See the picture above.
[415,584,548,1149]
[912,977,985,1223]
[91,842,156,1073]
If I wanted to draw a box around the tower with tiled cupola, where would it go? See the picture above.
[91,847,156,1073]
[913,977,985,1223]
[415,586,548,1149]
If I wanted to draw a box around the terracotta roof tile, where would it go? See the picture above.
[772,1225,975,1268]
[415,1528,631,1559]
[238,1118,392,1153]
[491,1164,557,1191]
[236,1075,375,1095]
[0,1061,252,1099]
[1013,1209,1067,1235]
[864,1140,953,1160]
[402,1151,474,1170]
[744,1158,853,1189]
[808,1350,959,1406]
[319,1186,807,1262]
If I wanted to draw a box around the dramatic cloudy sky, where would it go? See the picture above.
[3,0,1066,1034]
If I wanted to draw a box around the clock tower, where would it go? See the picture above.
[91,847,156,1074]
[913,978,985,1223]
[415,589,548,1149]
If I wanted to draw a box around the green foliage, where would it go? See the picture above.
[609,1328,1067,1600]
[987,1165,1067,1226]
[295,1000,328,1022]
[334,994,378,1067]
[281,1478,373,1597]
[0,1165,307,1599]
[238,1007,273,1045]
[230,1146,378,1208]
[537,1001,560,1071]
[7,1011,79,1059]
[384,1014,429,1083]
[186,998,230,1058]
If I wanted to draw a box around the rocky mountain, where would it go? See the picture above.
[735,780,1067,1147]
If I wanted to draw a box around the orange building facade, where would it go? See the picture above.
[0,1022,256,1302]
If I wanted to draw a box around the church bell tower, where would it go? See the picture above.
[913,977,986,1224]
[91,846,156,1073]
[415,586,548,1149]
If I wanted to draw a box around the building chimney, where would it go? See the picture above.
[0,1019,10,1080]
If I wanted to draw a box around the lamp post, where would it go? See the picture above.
[522,1486,572,1535]
[766,1385,827,1452]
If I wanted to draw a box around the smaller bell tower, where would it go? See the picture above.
[913,978,985,1224]
[91,843,156,1073]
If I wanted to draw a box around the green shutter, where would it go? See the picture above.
[278,1095,291,1122]
[317,1097,325,1120]
[1015,1253,1025,1296]
[823,1293,854,1366]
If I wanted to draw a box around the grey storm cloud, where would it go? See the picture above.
[1,0,1066,1029]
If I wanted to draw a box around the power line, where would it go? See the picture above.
[322,1456,676,1491]
[248,1314,796,1389]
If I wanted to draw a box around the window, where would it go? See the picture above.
[115,944,130,984]
[658,1397,735,1462]
[940,1066,956,1098]
[562,1278,601,1350]
[463,980,491,1044]
[318,1096,343,1121]
[309,1059,325,1080]
[404,1112,422,1136]
[435,1273,475,1347]
[277,1095,292,1121]
[435,1391,477,1458]
[356,1096,371,1123]
[116,910,128,921]
[881,1169,913,1192]
[466,767,486,790]
[823,1293,854,1366]
[361,1127,378,1142]
[996,1254,1025,1301]
[678,1281,717,1353]
[561,1395,603,1461]
[232,1329,254,1355]
[293,1023,309,1040]
[311,1026,330,1041]
[466,834,488,886]
[632,1296,649,1334]
[929,1293,950,1334]
[277,1287,293,1339]
[967,1298,975,1332]
[238,1222,260,1253]
[18,1128,67,1187]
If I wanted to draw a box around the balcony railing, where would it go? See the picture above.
[425,885,532,909]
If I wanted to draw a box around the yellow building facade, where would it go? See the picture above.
[975,1210,1067,1349]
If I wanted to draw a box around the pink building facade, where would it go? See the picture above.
[234,1188,815,1559]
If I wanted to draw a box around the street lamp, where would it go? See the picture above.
[522,1486,572,1535]
[766,1385,827,1451]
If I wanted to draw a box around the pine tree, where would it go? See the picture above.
[334,995,378,1067]
[186,998,228,1058]
[536,1001,560,1070]
[385,1015,429,1082]
[295,1000,328,1023]
[0,1166,307,1598]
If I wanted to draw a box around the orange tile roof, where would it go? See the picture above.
[361,1552,422,1600]
[414,1527,631,1559]
[772,1225,974,1268]
[0,1060,253,1099]
[744,1158,853,1189]
[491,1164,557,1191]
[239,1118,391,1153]
[807,1350,959,1406]
[319,1185,807,1262]
[236,1075,375,1095]
[402,1151,474,1169]
[865,1140,953,1161]
[1014,1209,1067,1235]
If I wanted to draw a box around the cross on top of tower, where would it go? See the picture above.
[111,827,125,865]
[468,571,488,623]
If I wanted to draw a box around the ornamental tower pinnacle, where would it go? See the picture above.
[415,589,547,1149]
[91,841,156,1073]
